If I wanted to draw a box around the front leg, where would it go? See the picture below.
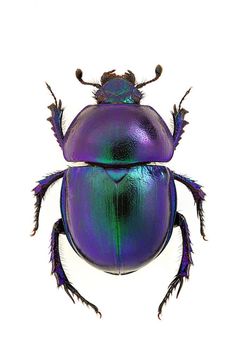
[173,172,206,240]
[46,83,64,148]
[172,88,191,148]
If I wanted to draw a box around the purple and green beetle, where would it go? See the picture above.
[32,65,206,319]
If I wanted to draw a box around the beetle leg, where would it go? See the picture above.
[173,172,206,240]
[46,83,64,149]
[172,88,191,148]
[31,170,66,236]
[50,219,102,318]
[158,212,193,319]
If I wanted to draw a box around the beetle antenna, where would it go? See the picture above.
[45,82,58,106]
[136,65,163,89]
[76,69,101,89]
[178,87,192,110]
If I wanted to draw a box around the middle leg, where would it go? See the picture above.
[173,172,206,240]
[31,170,65,236]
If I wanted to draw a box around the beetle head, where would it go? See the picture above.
[75,65,162,104]
[95,70,143,104]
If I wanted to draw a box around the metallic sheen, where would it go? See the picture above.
[61,165,176,274]
[63,104,174,164]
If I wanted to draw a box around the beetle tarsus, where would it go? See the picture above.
[50,219,102,318]
[178,87,192,111]
[157,212,193,319]
[45,82,58,106]
[158,276,184,319]
[197,199,207,241]
[63,282,102,318]
[31,191,43,236]
[46,83,64,148]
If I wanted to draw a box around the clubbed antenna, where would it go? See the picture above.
[75,69,101,88]
[136,65,163,89]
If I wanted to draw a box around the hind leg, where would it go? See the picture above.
[158,212,193,319]
[50,219,102,318]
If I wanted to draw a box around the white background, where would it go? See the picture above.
[1,1,234,352]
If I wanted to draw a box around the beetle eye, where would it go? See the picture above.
[132,95,141,104]
[94,89,106,103]
[132,88,143,103]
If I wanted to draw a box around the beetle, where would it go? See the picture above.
[31,65,206,319]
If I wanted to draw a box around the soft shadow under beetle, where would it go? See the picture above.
[32,65,206,319]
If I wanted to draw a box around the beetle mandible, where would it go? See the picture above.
[31,65,206,319]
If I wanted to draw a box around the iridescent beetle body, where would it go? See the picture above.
[32,66,206,318]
